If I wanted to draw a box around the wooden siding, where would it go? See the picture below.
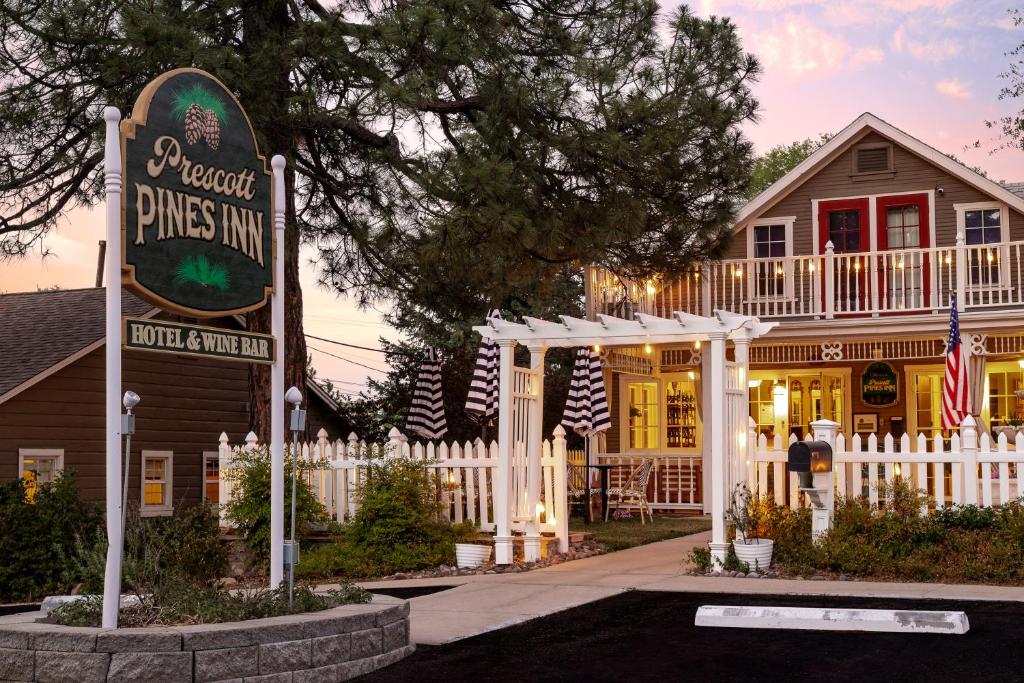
[730,130,1024,259]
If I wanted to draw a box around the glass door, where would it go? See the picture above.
[818,198,870,313]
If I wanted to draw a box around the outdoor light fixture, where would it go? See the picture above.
[688,371,696,380]
[284,386,306,608]
[593,344,601,353]
[694,340,702,350]
[645,280,656,296]
[120,391,140,532]
[748,379,763,389]
[644,343,653,355]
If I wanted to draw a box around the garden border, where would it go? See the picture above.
[0,598,412,682]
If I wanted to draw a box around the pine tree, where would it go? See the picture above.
[0,1,759,438]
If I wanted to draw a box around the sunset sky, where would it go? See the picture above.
[2,0,1023,394]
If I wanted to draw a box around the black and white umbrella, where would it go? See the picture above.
[406,348,448,440]
[562,347,610,523]
[562,348,611,437]
[465,309,502,422]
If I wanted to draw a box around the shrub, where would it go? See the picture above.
[296,457,465,579]
[223,446,327,565]
[0,473,101,601]
[68,501,229,595]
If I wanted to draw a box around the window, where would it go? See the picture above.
[956,203,1009,288]
[747,218,794,299]
[885,204,924,306]
[203,452,220,503]
[749,380,777,439]
[18,449,64,503]
[829,210,862,252]
[988,370,1024,428]
[665,377,698,449]
[141,451,173,516]
[626,381,659,449]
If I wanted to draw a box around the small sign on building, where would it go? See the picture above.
[861,361,898,407]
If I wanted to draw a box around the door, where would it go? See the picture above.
[876,193,930,311]
[819,198,870,313]
[787,372,846,439]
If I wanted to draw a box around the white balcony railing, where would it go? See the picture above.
[587,237,1024,321]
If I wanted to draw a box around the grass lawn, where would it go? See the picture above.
[569,515,710,552]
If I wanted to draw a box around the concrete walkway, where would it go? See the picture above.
[344,530,1024,645]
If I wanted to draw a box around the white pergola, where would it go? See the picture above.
[474,309,777,566]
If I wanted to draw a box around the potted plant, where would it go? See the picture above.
[453,521,493,568]
[726,483,773,571]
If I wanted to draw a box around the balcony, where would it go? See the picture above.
[586,239,1024,321]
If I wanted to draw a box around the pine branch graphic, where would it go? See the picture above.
[175,254,231,291]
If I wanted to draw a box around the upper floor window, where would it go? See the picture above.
[956,203,1010,288]
[964,208,1001,245]
[829,210,862,252]
[886,205,921,248]
[747,217,794,299]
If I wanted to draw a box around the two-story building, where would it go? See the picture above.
[586,112,1024,512]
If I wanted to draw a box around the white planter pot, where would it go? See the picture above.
[455,543,492,568]
[732,538,774,571]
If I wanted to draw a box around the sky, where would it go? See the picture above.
[2,0,1023,393]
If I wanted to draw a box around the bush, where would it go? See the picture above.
[68,501,229,595]
[223,446,327,565]
[0,473,101,601]
[296,457,467,579]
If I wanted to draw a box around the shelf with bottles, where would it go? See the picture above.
[666,381,698,449]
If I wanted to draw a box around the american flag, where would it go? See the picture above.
[942,295,969,429]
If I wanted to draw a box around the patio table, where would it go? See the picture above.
[585,463,623,523]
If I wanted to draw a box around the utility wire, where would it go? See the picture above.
[307,345,390,374]
[305,333,416,357]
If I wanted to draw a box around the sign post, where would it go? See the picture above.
[102,68,286,626]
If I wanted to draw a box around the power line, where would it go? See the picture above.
[307,345,390,374]
[305,333,417,357]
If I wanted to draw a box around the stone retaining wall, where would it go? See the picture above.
[0,598,413,683]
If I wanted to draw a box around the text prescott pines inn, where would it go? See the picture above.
[132,134,265,266]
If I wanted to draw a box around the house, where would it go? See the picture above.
[0,287,349,512]
[585,112,1024,512]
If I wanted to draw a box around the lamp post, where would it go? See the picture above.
[120,391,141,535]
[285,386,306,609]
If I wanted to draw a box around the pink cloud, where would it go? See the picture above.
[851,47,884,66]
[746,15,849,77]
[935,78,973,99]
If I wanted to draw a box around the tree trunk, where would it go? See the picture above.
[243,0,308,442]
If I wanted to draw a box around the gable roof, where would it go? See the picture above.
[0,288,156,402]
[736,112,1024,229]
[0,288,339,415]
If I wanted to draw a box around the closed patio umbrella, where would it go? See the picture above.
[465,309,502,424]
[562,348,611,521]
[406,348,448,441]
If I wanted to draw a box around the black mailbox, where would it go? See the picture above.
[788,441,833,488]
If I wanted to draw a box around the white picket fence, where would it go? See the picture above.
[217,427,569,547]
[750,418,1023,512]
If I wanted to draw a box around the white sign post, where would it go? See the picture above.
[270,155,286,589]
[101,105,124,629]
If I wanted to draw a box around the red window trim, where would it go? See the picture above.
[818,198,870,253]
[875,193,930,250]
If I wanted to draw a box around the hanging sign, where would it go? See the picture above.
[123,317,275,364]
[861,361,898,407]
[121,68,273,317]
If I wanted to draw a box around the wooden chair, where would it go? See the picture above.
[605,459,656,524]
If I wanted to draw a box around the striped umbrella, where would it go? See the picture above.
[562,348,611,437]
[465,309,502,422]
[406,348,448,440]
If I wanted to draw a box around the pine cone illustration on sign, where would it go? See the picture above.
[172,82,227,150]
[184,103,205,145]
[202,108,220,150]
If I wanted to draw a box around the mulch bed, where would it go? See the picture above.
[356,591,1024,682]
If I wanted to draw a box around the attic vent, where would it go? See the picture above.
[854,144,892,174]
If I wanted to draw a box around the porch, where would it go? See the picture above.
[587,237,1024,321]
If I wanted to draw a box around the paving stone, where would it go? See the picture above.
[96,628,183,652]
[181,624,262,651]
[258,639,311,674]
[381,621,408,653]
[0,647,33,681]
[194,645,258,682]
[349,629,381,661]
[0,630,29,650]
[107,651,193,683]
[30,627,98,652]
[374,603,409,627]
[298,612,375,640]
[310,633,350,668]
[34,651,109,683]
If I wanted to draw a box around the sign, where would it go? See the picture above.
[121,69,273,317]
[124,317,274,365]
[861,361,898,407]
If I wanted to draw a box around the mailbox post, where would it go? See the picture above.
[787,419,839,542]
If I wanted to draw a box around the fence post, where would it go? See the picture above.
[961,414,979,505]
[218,432,231,526]
[552,426,569,553]
[244,430,258,452]
[747,417,757,489]
[347,432,359,519]
[387,427,403,460]
[824,240,835,319]
[316,428,330,517]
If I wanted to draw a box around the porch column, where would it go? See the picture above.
[494,339,517,565]
[524,345,547,562]
[733,334,751,490]
[708,331,729,567]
